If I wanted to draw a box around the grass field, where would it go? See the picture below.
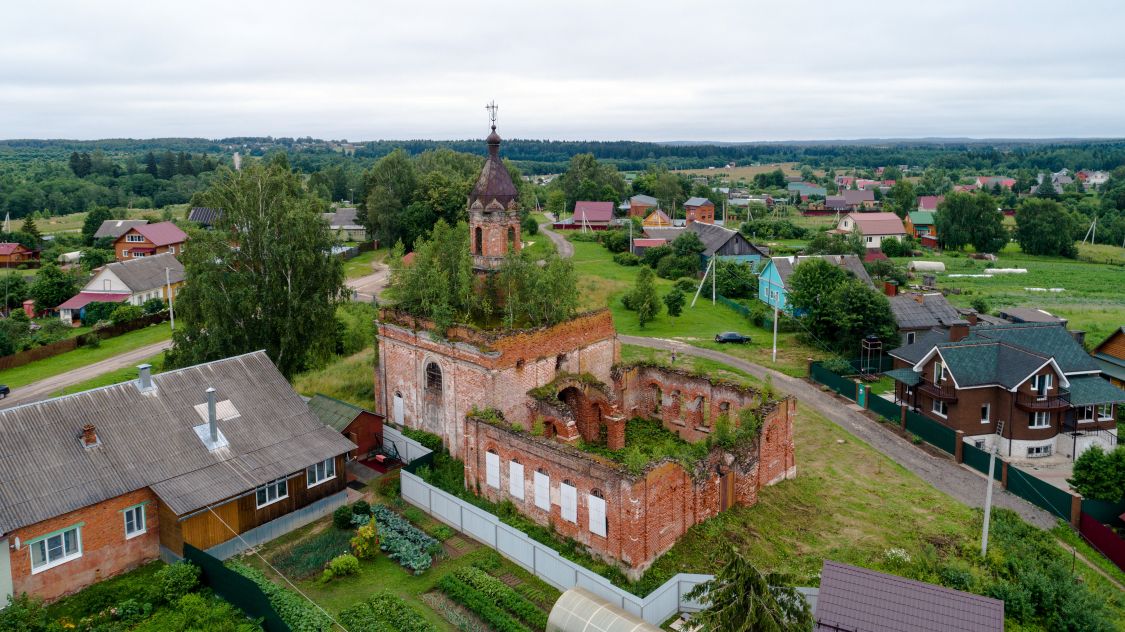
[892,243,1125,345]
[51,351,167,397]
[0,322,172,389]
[521,230,557,260]
[36,206,187,235]
[672,162,823,182]
[343,248,387,280]
[291,346,376,409]
[567,239,829,376]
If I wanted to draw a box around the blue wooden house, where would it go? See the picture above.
[758,255,873,313]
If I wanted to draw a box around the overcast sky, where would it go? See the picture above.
[2,0,1124,142]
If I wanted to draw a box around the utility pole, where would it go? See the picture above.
[711,256,716,304]
[690,256,715,308]
[165,267,175,331]
[981,444,998,557]
[772,305,779,363]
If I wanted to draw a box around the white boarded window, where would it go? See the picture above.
[560,481,577,523]
[509,461,525,500]
[588,492,606,537]
[485,451,500,489]
[534,470,550,511]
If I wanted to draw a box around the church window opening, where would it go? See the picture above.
[425,362,443,394]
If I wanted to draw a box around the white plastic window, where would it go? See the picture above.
[485,451,500,489]
[508,461,524,500]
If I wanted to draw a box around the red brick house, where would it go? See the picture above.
[886,322,1125,461]
[683,197,715,225]
[0,351,354,603]
[0,242,38,268]
[113,221,188,262]
[307,393,384,460]
[628,194,659,218]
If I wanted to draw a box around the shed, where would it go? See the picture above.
[306,393,384,461]
[547,588,661,632]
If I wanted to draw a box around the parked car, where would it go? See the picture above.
[715,332,750,344]
[0,385,9,399]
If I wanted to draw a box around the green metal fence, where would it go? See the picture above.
[1081,498,1125,527]
[184,544,291,632]
[961,442,1003,480]
[809,362,857,400]
[903,410,957,455]
[868,395,900,421]
[1006,465,1074,521]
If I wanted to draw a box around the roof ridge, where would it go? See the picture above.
[310,392,365,411]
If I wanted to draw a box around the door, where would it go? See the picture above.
[719,472,735,511]
[393,393,404,425]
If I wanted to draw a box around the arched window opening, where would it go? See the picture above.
[425,362,443,394]
[507,226,516,251]
[474,226,483,254]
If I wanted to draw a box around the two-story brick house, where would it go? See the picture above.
[683,197,715,225]
[113,221,188,261]
[886,321,1125,461]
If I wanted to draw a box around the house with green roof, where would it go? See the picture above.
[886,321,1125,461]
[904,210,937,239]
[306,393,384,461]
[1091,327,1125,389]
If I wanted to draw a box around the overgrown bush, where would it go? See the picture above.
[333,504,354,530]
[673,277,697,293]
[352,499,371,516]
[109,304,144,324]
[338,592,437,632]
[142,298,166,315]
[612,251,640,266]
[400,426,443,452]
[131,593,258,632]
[601,230,630,253]
[155,561,200,603]
[320,553,360,583]
[821,357,854,375]
[351,522,381,560]
[335,301,377,356]
[0,594,55,632]
[81,301,120,326]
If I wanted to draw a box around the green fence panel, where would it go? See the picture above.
[869,395,900,421]
[960,443,1002,480]
[810,363,857,400]
[404,450,436,475]
[184,544,291,632]
[1081,498,1125,527]
[904,410,956,454]
[1006,466,1074,520]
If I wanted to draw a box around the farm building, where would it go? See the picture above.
[553,201,615,230]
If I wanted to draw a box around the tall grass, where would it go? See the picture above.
[292,346,376,409]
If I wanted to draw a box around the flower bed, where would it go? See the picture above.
[373,504,441,574]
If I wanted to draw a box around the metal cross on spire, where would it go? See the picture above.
[486,101,498,130]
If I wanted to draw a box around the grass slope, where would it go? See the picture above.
[291,347,376,410]
[0,322,172,389]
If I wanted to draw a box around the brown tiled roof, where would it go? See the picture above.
[815,560,1004,632]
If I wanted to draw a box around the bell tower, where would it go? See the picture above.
[468,102,521,272]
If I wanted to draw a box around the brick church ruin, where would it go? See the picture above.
[375,117,797,574]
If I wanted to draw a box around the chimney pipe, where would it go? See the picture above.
[81,424,97,447]
[967,312,979,326]
[883,281,897,297]
[206,388,217,443]
[137,364,153,391]
[949,320,970,342]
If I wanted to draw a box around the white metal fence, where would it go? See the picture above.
[400,467,711,625]
[383,425,434,464]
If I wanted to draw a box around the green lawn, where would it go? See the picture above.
[0,322,172,389]
[892,242,1125,345]
[291,346,376,410]
[521,230,557,260]
[343,248,387,280]
[51,351,167,397]
[569,240,828,376]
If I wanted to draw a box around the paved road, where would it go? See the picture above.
[538,222,574,259]
[619,335,1058,529]
[0,339,174,409]
[347,261,390,303]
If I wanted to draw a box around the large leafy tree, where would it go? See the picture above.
[884,180,916,218]
[496,252,579,329]
[81,207,114,245]
[788,259,895,355]
[622,266,662,328]
[386,220,483,333]
[935,192,1007,253]
[29,263,78,312]
[1015,198,1078,258]
[1068,445,1125,502]
[557,153,627,211]
[684,547,812,632]
[166,161,347,377]
[1,272,29,310]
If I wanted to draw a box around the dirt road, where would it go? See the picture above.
[0,339,174,409]
[619,335,1058,529]
[538,222,574,259]
[347,262,390,303]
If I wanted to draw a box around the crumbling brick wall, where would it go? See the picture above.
[377,309,618,457]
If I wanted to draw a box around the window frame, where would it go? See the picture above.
[255,477,289,509]
[126,234,145,243]
[1027,445,1052,458]
[906,331,916,345]
[980,403,990,424]
[931,399,948,418]
[306,457,337,489]
[123,504,147,539]
[1030,411,1050,429]
[1098,403,1114,421]
[29,524,83,574]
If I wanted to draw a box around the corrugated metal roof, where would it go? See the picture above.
[845,212,906,236]
[187,207,222,227]
[815,560,1004,632]
[94,219,149,240]
[306,394,364,432]
[0,351,354,531]
[132,221,188,247]
[98,253,184,293]
[769,255,873,288]
[889,293,960,330]
[684,197,712,207]
[57,292,132,310]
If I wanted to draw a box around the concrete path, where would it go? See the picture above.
[619,335,1058,529]
[0,339,174,409]
[538,222,574,259]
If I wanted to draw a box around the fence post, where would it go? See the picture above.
[1001,461,1009,489]
[954,430,964,463]
[806,357,814,375]
[899,404,907,431]
[1071,495,1083,528]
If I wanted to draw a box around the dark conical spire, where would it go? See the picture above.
[470,123,519,208]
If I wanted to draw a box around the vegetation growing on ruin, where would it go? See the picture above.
[576,418,710,475]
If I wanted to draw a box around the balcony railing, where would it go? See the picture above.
[917,379,958,402]
[1015,390,1070,412]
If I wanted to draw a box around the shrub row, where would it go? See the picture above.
[227,561,333,632]
[453,566,548,630]
[338,592,437,632]
[437,574,533,632]
[373,504,440,574]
